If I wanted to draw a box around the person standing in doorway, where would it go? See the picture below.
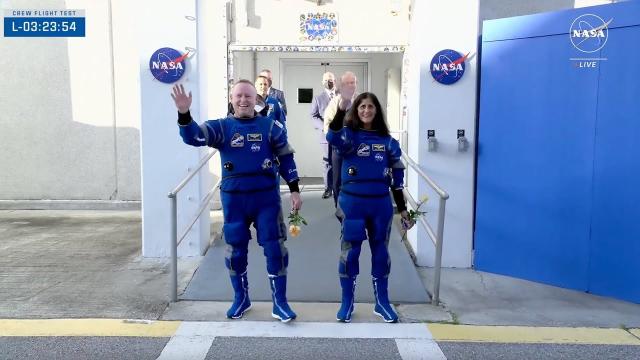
[326,92,415,323]
[310,71,337,199]
[171,81,302,322]
[255,75,287,124]
[324,71,358,206]
[259,69,287,115]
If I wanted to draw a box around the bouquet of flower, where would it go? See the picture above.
[288,210,308,237]
[401,195,429,242]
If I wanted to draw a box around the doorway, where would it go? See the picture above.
[281,60,368,178]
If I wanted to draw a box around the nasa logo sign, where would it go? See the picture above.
[570,14,612,53]
[430,49,467,85]
[149,47,187,84]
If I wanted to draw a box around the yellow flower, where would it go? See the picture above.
[288,210,307,238]
[402,195,428,242]
[289,224,301,237]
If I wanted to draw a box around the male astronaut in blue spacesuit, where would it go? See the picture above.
[171,81,302,322]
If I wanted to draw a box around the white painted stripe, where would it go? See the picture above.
[156,324,215,360]
[176,321,433,339]
[395,339,447,360]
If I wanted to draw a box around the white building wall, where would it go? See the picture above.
[0,0,141,203]
[138,0,229,257]
[111,0,143,201]
[231,0,410,46]
[404,0,479,268]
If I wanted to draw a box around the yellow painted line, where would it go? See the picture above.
[427,324,640,345]
[0,319,180,337]
[630,329,640,339]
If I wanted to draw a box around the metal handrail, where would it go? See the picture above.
[168,149,219,302]
[389,129,409,157]
[169,150,218,196]
[401,152,449,305]
[177,179,222,246]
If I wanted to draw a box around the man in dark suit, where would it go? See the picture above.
[259,69,287,115]
[310,72,336,199]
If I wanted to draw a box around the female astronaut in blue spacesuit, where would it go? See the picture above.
[326,92,415,323]
[171,81,302,322]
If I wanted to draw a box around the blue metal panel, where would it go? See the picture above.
[475,34,599,290]
[588,25,640,303]
[483,1,640,42]
[477,1,640,303]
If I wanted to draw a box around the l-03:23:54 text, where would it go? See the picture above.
[12,20,77,32]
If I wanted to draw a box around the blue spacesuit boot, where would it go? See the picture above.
[226,272,251,319]
[269,275,297,322]
[372,277,398,323]
[336,276,357,322]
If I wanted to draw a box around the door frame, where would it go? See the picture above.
[279,59,370,94]
[227,44,407,152]
[227,43,405,94]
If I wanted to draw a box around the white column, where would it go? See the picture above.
[139,0,210,257]
[406,0,479,267]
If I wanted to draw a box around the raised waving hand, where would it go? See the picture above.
[171,84,192,114]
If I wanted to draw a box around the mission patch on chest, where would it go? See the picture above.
[357,143,371,156]
[231,133,245,147]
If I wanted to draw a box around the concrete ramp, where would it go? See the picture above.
[182,191,430,303]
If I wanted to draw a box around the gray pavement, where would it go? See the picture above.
[183,191,429,303]
[1,207,639,359]
[0,210,198,319]
[2,336,637,360]
[438,343,640,360]
[205,337,403,360]
[1,207,640,327]
[418,267,640,327]
[0,337,169,360]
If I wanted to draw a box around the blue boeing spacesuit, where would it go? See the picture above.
[178,111,299,322]
[264,96,286,124]
[326,110,406,323]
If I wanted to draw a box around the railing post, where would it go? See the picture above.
[432,196,447,305]
[169,194,178,303]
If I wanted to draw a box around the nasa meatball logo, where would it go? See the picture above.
[149,47,188,84]
[375,153,384,162]
[570,14,611,53]
[430,49,468,85]
[251,143,261,152]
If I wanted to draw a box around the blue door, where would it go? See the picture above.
[475,1,640,303]
[588,24,640,303]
